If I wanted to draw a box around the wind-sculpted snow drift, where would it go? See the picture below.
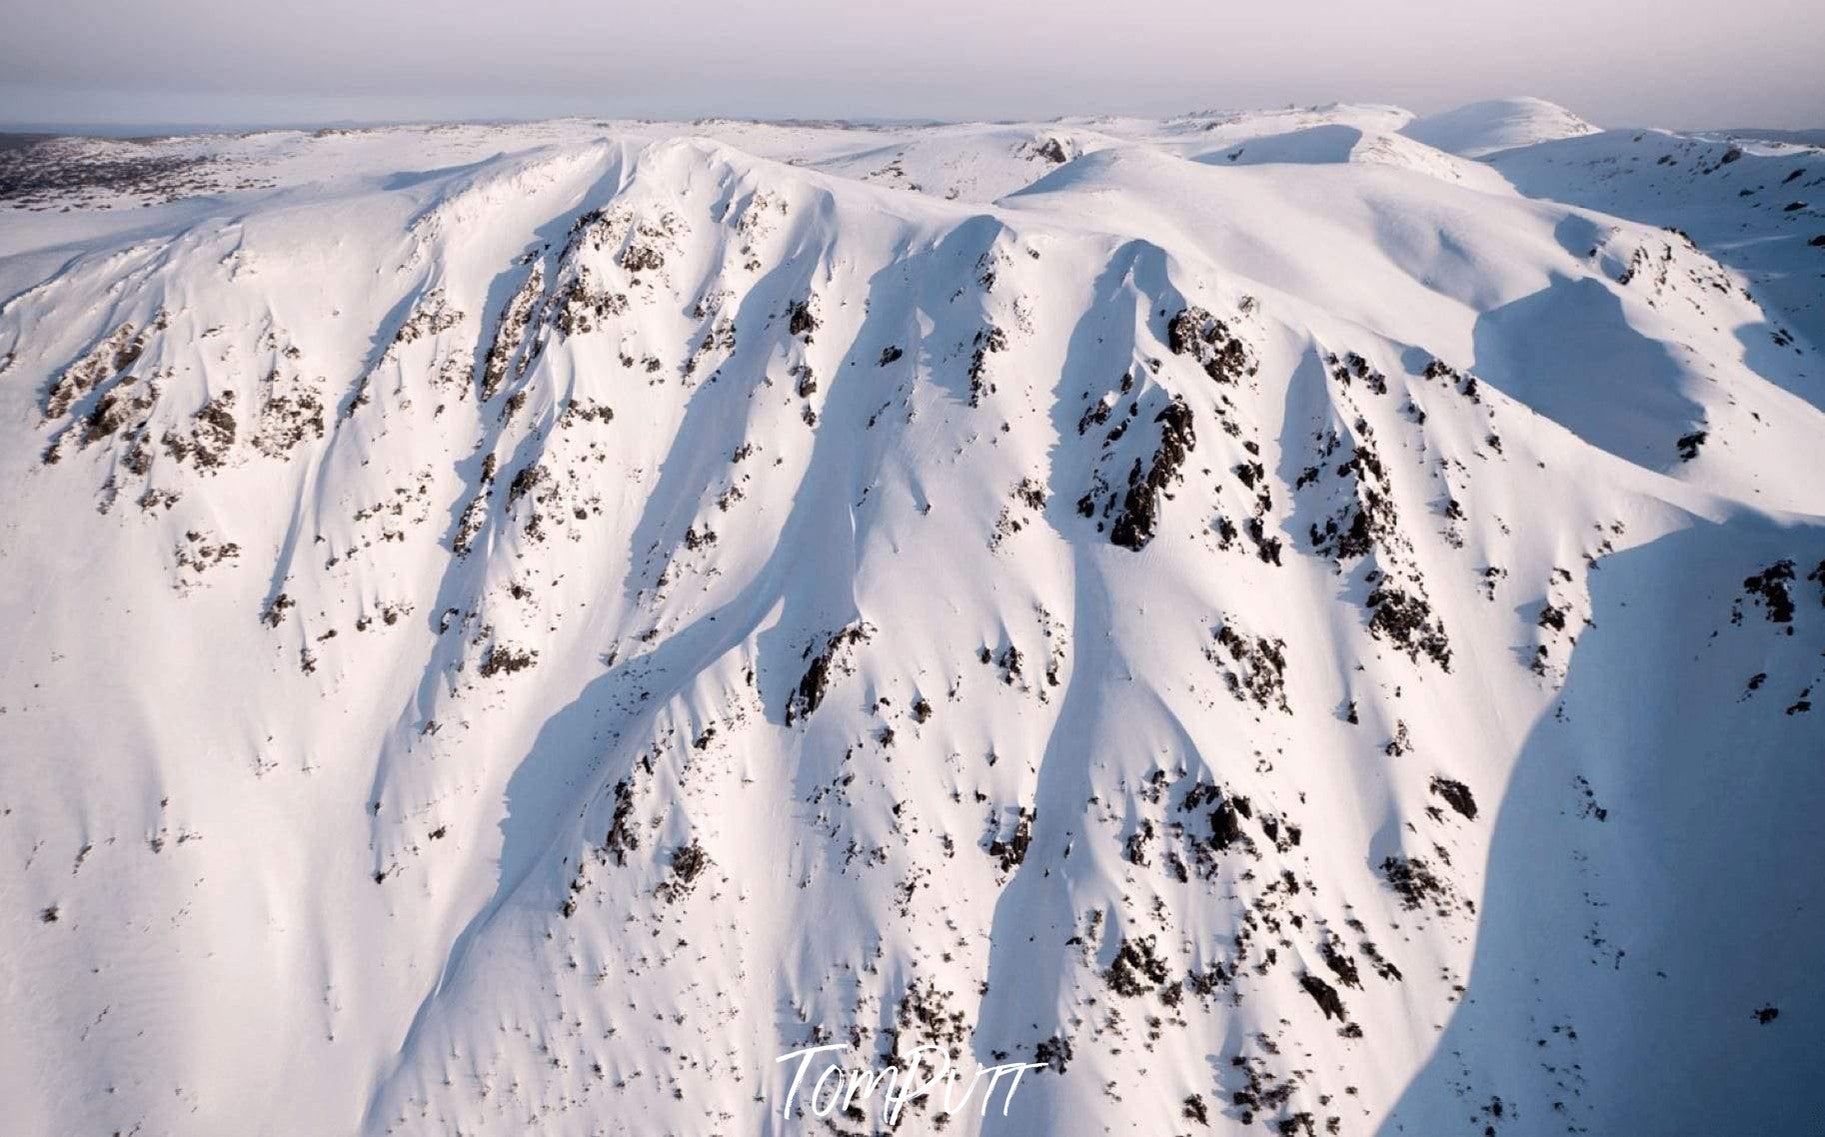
[1,103,1823,1137]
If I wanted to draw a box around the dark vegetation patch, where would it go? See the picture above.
[0,138,251,209]
[1300,417,1400,569]
[1422,357,1480,402]
[1209,621,1290,713]
[1319,936,1361,988]
[1738,560,1797,624]
[1104,935,1171,997]
[1328,351,1387,395]
[654,839,709,903]
[890,979,971,1060]
[1182,1092,1209,1125]
[1034,1033,1073,1074]
[604,779,640,865]
[966,325,1008,406]
[788,298,819,339]
[1380,855,1457,914]
[1167,305,1258,384]
[1299,973,1347,1021]
[617,243,665,273]
[1121,816,1158,866]
[1109,397,1195,550]
[261,592,294,628]
[1365,584,1452,670]
[480,261,545,402]
[786,622,872,725]
[1428,776,1477,820]
[478,643,538,677]
[987,806,1035,873]
[552,268,628,335]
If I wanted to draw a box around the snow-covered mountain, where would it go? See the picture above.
[1400,97,1600,159]
[1,99,1822,1137]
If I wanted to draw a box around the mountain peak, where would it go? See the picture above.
[1402,96,1602,158]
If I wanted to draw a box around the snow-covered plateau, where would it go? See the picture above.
[1,96,1822,1136]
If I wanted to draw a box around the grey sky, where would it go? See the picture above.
[2,0,1820,131]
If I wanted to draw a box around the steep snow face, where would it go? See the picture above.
[1402,96,1601,158]
[1,104,1823,1137]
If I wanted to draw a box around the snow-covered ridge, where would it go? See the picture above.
[1401,96,1601,158]
[2,101,1822,1137]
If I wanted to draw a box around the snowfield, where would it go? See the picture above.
[1,98,1822,1137]
[1400,97,1600,159]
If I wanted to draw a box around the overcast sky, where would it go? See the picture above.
[2,0,1820,132]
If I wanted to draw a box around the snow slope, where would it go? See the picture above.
[1,101,1822,1137]
[1491,127,1825,379]
[1402,97,1600,159]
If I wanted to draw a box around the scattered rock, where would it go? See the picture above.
[1428,776,1477,820]
[786,622,872,725]
[1110,397,1195,550]
[1104,935,1171,997]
